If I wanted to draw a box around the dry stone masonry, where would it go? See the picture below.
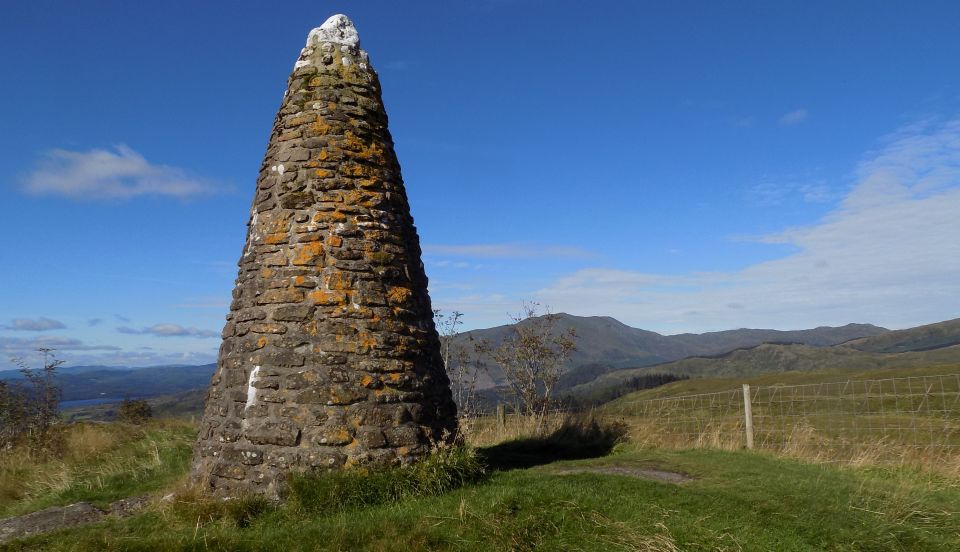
[191,14,457,496]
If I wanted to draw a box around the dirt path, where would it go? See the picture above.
[553,466,694,483]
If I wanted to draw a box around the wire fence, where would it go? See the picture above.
[607,373,960,455]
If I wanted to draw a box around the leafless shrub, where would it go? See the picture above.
[486,302,577,434]
[2,348,64,452]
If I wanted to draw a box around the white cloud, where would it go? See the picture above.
[424,243,594,259]
[2,317,66,331]
[0,335,121,356]
[779,108,808,126]
[21,145,216,200]
[117,324,218,338]
[534,118,960,333]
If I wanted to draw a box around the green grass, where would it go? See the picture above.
[4,421,960,551]
[0,421,195,517]
[6,447,960,551]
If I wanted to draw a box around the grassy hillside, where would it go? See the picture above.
[3,419,959,551]
[574,343,960,401]
[603,362,960,404]
[0,421,195,518]
[844,317,960,353]
[453,313,887,391]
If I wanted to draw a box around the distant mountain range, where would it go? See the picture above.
[571,317,960,402]
[8,314,960,418]
[451,313,889,391]
[0,363,215,402]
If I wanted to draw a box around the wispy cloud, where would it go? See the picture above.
[87,318,103,327]
[116,324,219,338]
[779,108,809,126]
[21,145,216,200]
[0,335,120,355]
[747,178,839,206]
[534,118,960,333]
[2,317,66,331]
[424,243,595,259]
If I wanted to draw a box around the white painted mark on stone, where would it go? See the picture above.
[277,164,286,175]
[245,365,261,410]
[342,57,351,66]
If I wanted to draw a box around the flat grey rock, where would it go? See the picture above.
[0,502,104,544]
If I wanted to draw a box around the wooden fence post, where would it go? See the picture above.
[496,403,506,432]
[742,384,755,449]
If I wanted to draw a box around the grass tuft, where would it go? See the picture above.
[287,445,485,515]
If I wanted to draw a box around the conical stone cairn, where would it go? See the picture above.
[191,14,457,495]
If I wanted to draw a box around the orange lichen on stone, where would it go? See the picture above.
[318,150,329,161]
[308,290,346,306]
[257,288,304,304]
[357,332,377,353]
[340,163,369,177]
[326,272,351,290]
[251,323,287,334]
[360,375,375,388]
[292,242,324,265]
[264,233,288,245]
[326,236,343,247]
[314,169,333,178]
[261,268,274,279]
[386,286,412,305]
[256,336,269,349]
[288,113,314,127]
[343,132,385,163]
[311,117,332,135]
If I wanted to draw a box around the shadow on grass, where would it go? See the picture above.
[477,416,628,471]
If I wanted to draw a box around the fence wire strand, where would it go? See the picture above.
[610,373,960,454]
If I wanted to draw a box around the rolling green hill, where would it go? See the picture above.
[574,317,960,404]
[452,313,887,390]
[843,317,960,353]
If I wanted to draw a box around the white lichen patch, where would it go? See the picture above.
[277,164,286,175]
[307,14,360,48]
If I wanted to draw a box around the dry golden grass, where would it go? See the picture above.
[0,420,195,516]
[613,412,960,479]
[463,411,578,448]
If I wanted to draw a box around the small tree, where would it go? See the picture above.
[0,380,29,450]
[434,309,480,424]
[117,398,153,424]
[5,348,64,451]
[490,302,576,433]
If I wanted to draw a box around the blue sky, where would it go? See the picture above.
[2,0,959,370]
